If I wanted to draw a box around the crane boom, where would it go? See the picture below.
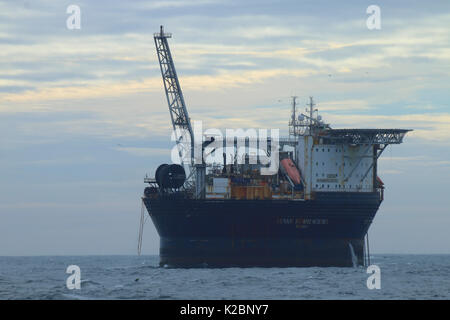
[154,26,194,165]
[154,26,206,196]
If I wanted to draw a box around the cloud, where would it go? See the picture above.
[1,1,449,144]
[379,155,450,167]
[0,68,317,104]
[133,0,223,10]
[317,99,372,111]
[114,146,171,157]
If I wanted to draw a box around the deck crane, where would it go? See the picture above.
[153,26,206,198]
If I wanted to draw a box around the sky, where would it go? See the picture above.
[0,0,449,255]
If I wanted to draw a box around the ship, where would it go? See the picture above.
[141,26,411,267]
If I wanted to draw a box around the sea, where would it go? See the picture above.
[0,254,448,300]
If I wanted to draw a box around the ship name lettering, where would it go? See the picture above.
[277,218,328,225]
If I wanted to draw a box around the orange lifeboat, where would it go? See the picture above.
[280,158,302,185]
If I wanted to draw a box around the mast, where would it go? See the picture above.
[308,96,316,135]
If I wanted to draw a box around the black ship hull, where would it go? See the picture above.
[143,192,381,267]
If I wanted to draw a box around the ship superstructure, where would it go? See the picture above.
[141,27,411,267]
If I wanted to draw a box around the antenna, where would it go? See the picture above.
[289,96,298,139]
[308,96,316,134]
